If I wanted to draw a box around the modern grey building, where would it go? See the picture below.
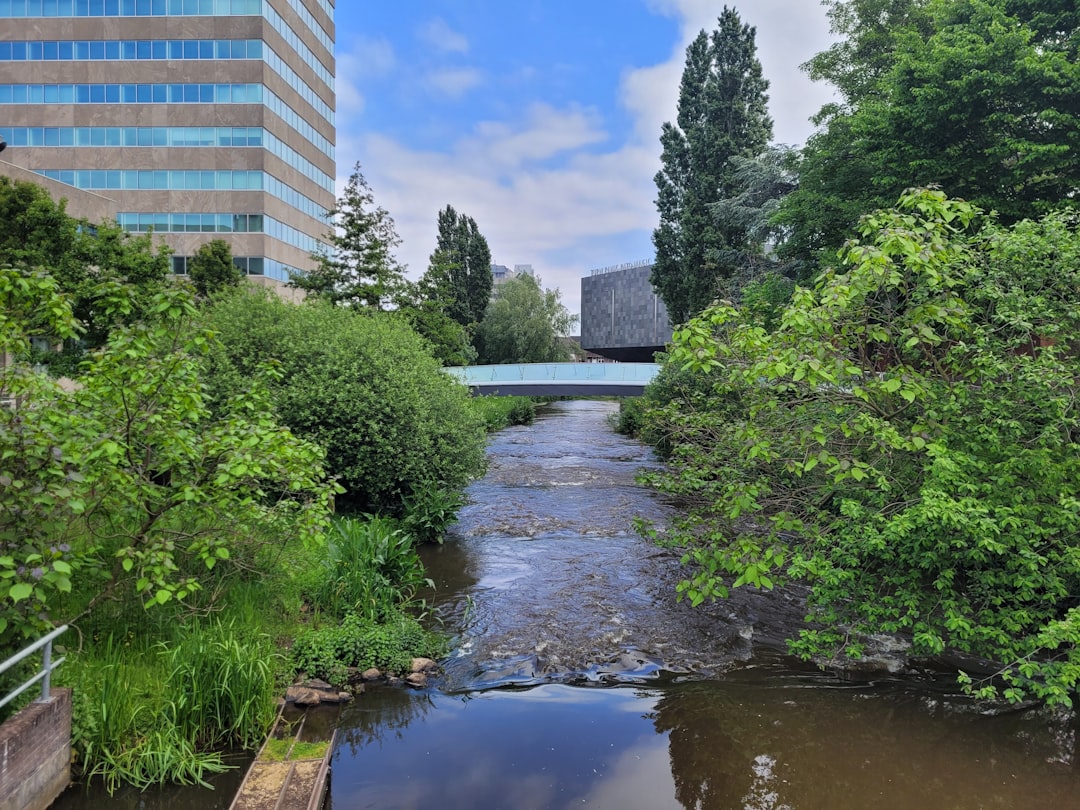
[0,0,335,286]
[580,260,673,362]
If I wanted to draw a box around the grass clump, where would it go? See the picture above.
[468,395,536,431]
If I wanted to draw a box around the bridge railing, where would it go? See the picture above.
[446,362,659,386]
[0,624,67,709]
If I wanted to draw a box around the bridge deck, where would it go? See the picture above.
[445,362,659,397]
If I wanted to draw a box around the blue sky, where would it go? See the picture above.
[333,1,837,319]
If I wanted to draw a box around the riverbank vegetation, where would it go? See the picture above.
[629,189,1080,707]
[0,175,490,790]
[626,0,1080,709]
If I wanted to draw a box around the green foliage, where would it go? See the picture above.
[396,300,477,367]
[474,274,577,364]
[781,0,1080,264]
[291,162,405,309]
[0,177,171,352]
[401,487,465,545]
[309,516,431,621]
[66,634,232,794]
[159,620,279,750]
[201,287,486,512]
[643,189,1080,705]
[186,239,241,298]
[651,7,774,322]
[0,280,336,649]
[420,205,493,330]
[468,396,537,431]
[290,610,446,687]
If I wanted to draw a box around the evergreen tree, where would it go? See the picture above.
[292,163,406,309]
[420,205,492,329]
[651,7,773,323]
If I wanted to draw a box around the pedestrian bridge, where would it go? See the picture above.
[445,363,660,397]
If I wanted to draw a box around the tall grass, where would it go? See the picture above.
[68,635,228,794]
[64,621,278,793]
[310,516,431,622]
[160,619,279,751]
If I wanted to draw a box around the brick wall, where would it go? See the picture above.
[0,688,72,810]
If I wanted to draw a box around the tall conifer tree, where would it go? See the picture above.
[651,8,773,323]
[421,205,493,329]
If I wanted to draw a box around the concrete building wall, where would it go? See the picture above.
[580,262,673,362]
[0,688,72,810]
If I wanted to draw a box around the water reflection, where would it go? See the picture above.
[329,678,1079,810]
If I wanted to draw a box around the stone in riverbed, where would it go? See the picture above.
[405,672,427,688]
[361,668,382,681]
[411,657,439,674]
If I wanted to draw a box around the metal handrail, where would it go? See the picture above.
[0,624,67,709]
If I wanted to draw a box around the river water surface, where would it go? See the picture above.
[326,400,1080,810]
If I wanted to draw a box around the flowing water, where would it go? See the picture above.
[327,400,1080,810]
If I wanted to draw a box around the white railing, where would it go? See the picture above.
[0,625,67,709]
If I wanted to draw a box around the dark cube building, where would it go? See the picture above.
[580,260,672,362]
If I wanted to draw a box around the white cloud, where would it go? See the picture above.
[418,17,469,55]
[334,37,396,117]
[336,2,838,320]
[426,67,484,99]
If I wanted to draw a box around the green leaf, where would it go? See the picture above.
[8,583,33,603]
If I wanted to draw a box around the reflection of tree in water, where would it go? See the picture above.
[334,687,436,755]
[650,684,756,809]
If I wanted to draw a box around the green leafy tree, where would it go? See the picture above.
[781,0,1080,264]
[0,177,171,351]
[420,205,493,329]
[0,278,336,649]
[200,288,486,512]
[187,239,241,298]
[652,7,773,323]
[292,163,406,309]
[474,274,577,364]
[644,188,1080,706]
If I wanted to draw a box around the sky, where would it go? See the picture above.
[332,1,838,321]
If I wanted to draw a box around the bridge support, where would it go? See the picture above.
[0,688,72,810]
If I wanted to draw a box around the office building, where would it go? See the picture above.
[0,0,336,286]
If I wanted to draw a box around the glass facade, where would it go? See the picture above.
[38,168,329,221]
[0,0,335,282]
[1,126,334,192]
[171,253,302,283]
[118,212,325,254]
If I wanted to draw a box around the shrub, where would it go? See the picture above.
[290,611,446,686]
[200,288,487,512]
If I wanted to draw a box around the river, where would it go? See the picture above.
[54,399,1079,809]
[325,400,1080,809]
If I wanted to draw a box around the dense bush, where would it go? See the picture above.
[469,395,536,431]
[641,190,1080,706]
[200,288,487,512]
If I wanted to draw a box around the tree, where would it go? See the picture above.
[291,163,406,309]
[200,288,487,512]
[187,239,241,298]
[780,0,1080,264]
[474,274,577,364]
[644,188,1080,706]
[420,205,493,329]
[651,7,773,323]
[0,278,336,648]
[0,176,171,351]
